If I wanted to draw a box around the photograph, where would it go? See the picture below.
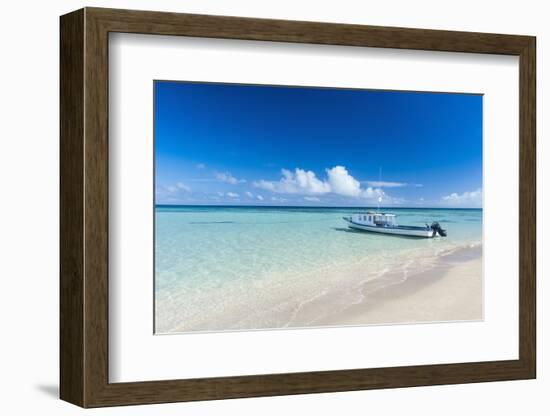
[153,80,483,334]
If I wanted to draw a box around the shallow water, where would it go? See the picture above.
[154,206,482,333]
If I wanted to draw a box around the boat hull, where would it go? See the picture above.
[344,218,436,238]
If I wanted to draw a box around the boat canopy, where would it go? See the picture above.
[355,211,395,217]
[353,212,397,225]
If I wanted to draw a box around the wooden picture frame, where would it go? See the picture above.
[60,7,536,408]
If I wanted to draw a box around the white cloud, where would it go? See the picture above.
[253,180,275,192]
[157,182,191,195]
[254,165,391,202]
[271,196,287,202]
[215,172,246,185]
[362,186,385,200]
[441,188,482,207]
[245,191,254,198]
[364,180,405,188]
[226,192,239,198]
[326,166,362,197]
[256,195,264,201]
[155,182,192,203]
[176,182,191,192]
[254,168,330,195]
[304,196,320,202]
[364,180,423,188]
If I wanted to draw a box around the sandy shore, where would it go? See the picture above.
[159,243,483,333]
[314,244,483,326]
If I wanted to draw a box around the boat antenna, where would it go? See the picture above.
[377,166,382,212]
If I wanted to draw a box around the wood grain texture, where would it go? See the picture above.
[59,8,84,407]
[518,38,536,376]
[88,7,532,54]
[83,10,110,406]
[59,7,537,408]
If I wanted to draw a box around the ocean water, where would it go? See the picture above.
[154,206,482,333]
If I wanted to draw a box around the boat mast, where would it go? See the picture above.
[377,166,382,213]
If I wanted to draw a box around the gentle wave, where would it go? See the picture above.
[155,206,482,333]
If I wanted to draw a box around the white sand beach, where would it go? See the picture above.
[315,245,482,327]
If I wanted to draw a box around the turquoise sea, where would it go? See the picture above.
[154,206,482,333]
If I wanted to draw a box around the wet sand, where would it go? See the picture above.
[315,245,483,326]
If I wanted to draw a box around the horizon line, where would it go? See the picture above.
[155,203,482,210]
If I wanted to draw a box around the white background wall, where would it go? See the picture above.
[0,0,545,414]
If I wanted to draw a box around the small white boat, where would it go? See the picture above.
[343,211,446,238]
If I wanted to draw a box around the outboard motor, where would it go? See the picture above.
[431,222,447,237]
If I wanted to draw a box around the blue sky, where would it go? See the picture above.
[155,81,482,208]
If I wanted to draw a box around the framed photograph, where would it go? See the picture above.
[60,7,536,407]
